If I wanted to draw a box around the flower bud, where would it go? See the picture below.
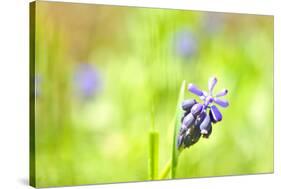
[177,134,184,149]
[183,133,192,148]
[191,126,202,145]
[208,76,217,93]
[216,89,228,97]
[182,113,195,131]
[202,125,212,138]
[199,114,211,134]
[181,99,197,111]
[210,105,222,123]
[183,125,201,148]
[188,83,204,96]
[191,103,203,117]
[214,98,229,108]
[195,111,206,127]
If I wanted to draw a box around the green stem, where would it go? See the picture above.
[158,159,172,179]
[159,150,182,180]
[149,130,159,180]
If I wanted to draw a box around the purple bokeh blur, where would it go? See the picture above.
[174,29,198,58]
[202,13,224,35]
[74,63,102,99]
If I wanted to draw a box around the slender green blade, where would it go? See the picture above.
[171,80,186,178]
[148,106,159,180]
[148,130,159,180]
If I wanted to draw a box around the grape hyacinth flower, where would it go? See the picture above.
[177,77,229,149]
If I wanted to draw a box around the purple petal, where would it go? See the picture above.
[191,103,203,117]
[183,134,192,148]
[210,105,222,123]
[199,113,211,134]
[208,77,217,94]
[182,113,195,130]
[214,98,229,108]
[177,135,184,149]
[195,111,206,127]
[216,89,228,97]
[181,99,197,111]
[181,111,189,123]
[203,125,212,138]
[189,125,201,145]
[188,83,203,96]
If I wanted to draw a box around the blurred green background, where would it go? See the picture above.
[33,1,273,187]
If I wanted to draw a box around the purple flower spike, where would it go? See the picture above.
[216,89,228,97]
[210,105,222,123]
[214,98,229,108]
[208,76,217,94]
[188,83,204,96]
[178,77,229,149]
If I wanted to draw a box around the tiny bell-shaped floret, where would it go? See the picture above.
[210,105,222,123]
[216,89,228,97]
[214,98,229,108]
[190,103,203,117]
[181,113,195,133]
[181,99,197,112]
[199,113,212,134]
[208,76,217,95]
[188,84,204,96]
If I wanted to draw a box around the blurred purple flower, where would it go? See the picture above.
[177,77,229,149]
[202,13,224,35]
[74,63,102,99]
[174,29,198,58]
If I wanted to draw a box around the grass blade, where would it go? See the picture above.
[148,108,159,180]
[158,159,171,179]
[148,130,159,180]
[170,80,186,178]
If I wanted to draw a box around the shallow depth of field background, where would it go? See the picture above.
[33,1,274,187]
